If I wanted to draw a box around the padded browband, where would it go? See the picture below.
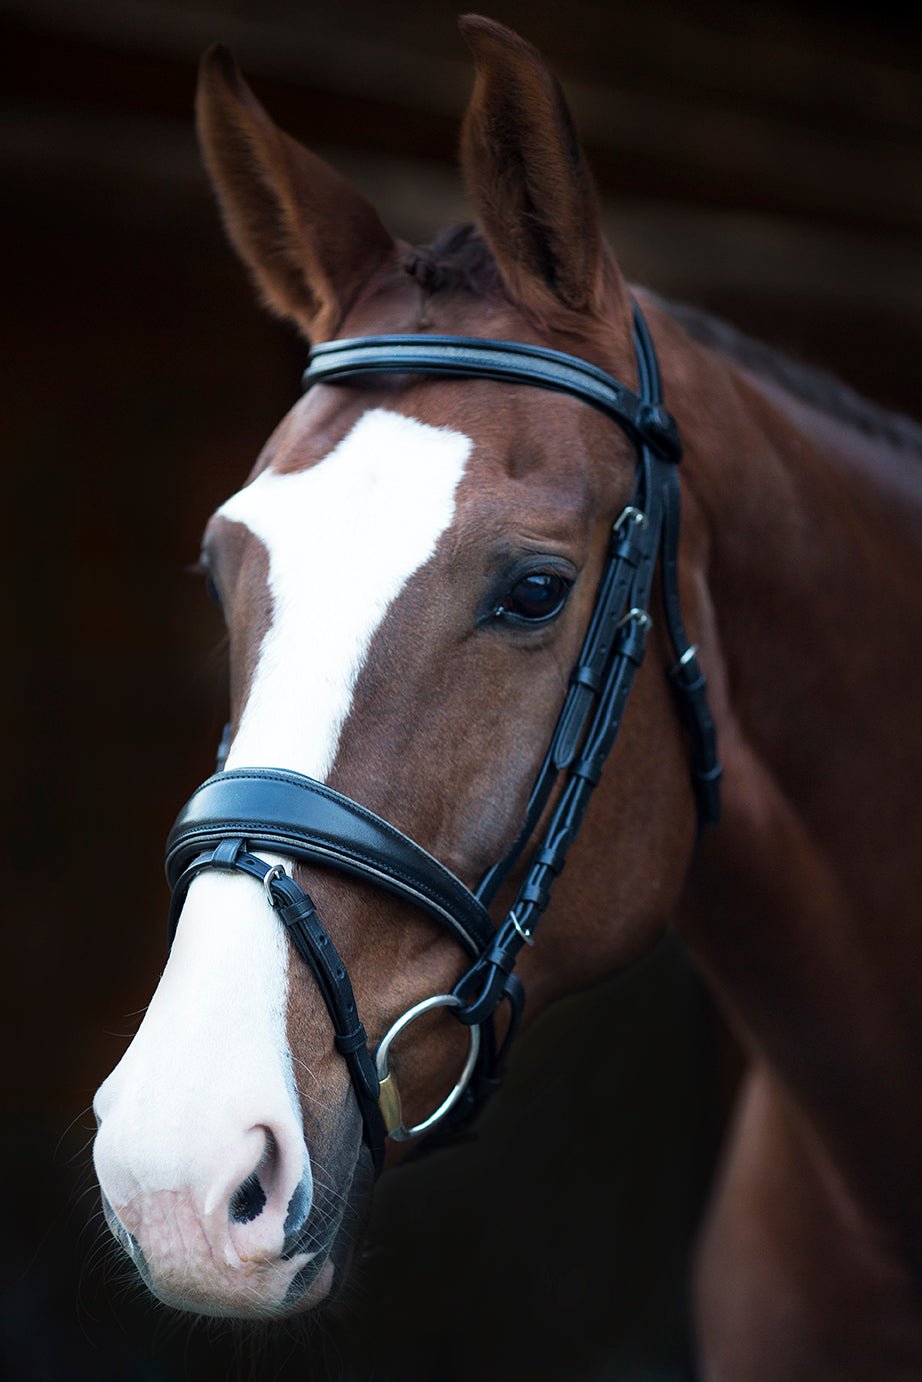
[165,768,496,957]
[304,335,682,463]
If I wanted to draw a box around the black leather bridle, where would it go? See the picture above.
[166,303,721,1169]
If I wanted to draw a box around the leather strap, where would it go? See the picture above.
[172,837,387,1165]
[474,469,656,909]
[455,464,665,1027]
[659,468,722,826]
[632,305,722,827]
[447,312,719,1048]
[304,334,682,463]
[166,768,496,958]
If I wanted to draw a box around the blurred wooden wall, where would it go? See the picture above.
[1,2,919,1378]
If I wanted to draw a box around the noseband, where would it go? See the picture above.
[166,304,721,1169]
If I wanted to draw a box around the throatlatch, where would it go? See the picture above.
[166,303,721,1168]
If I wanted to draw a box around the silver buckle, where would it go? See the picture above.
[614,504,647,533]
[262,863,287,907]
[616,607,652,631]
[508,908,535,947]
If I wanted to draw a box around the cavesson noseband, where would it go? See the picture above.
[166,304,721,1169]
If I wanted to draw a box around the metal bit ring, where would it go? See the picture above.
[374,994,481,1141]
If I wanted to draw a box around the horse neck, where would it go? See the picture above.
[673,328,922,1252]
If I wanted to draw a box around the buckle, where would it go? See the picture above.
[262,863,288,907]
[616,607,652,631]
[614,504,648,534]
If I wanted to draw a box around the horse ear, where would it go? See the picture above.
[196,45,395,341]
[458,15,619,320]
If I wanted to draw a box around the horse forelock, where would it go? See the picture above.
[402,223,504,300]
[397,222,629,370]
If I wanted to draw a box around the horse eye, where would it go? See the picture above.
[497,571,571,624]
[204,570,222,607]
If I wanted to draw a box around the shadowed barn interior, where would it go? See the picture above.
[2,1,920,1378]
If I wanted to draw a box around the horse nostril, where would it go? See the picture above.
[229,1172,267,1224]
[283,1175,312,1243]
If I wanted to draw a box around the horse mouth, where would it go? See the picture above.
[99,1145,375,1320]
[277,1144,375,1314]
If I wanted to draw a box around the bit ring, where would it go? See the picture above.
[375,994,481,1141]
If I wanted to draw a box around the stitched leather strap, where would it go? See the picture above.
[456,467,664,1026]
[171,837,387,1166]
[633,305,722,827]
[304,334,682,463]
[448,311,718,1046]
[166,767,496,958]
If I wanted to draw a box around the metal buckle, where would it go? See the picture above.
[374,994,481,1141]
[616,607,653,630]
[262,863,287,907]
[614,504,647,533]
[507,907,535,947]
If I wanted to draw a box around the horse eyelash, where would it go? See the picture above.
[187,555,223,607]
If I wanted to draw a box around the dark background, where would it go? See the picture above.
[2,2,920,1379]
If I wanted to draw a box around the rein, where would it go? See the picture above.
[166,304,721,1169]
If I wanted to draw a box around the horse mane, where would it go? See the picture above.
[652,293,922,458]
[404,225,922,457]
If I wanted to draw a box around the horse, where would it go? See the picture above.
[92,15,922,1377]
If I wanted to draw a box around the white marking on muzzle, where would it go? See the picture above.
[93,408,470,1311]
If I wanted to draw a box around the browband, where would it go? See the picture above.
[304,334,682,463]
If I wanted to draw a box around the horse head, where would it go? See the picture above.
[92,17,709,1318]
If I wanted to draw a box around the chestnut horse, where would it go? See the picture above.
[93,16,922,1378]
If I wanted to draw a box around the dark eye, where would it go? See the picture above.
[496,571,571,624]
[203,567,222,607]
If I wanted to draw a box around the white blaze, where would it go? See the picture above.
[222,407,472,777]
[94,408,471,1295]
